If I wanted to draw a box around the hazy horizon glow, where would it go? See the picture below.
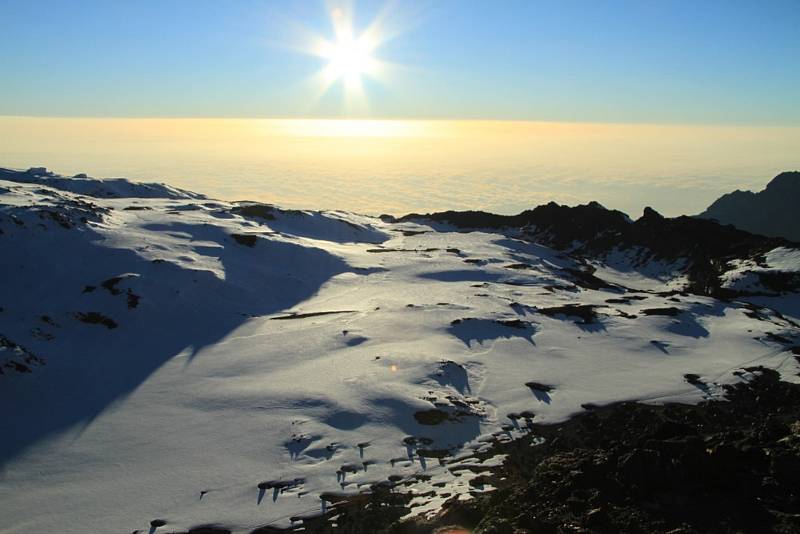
[2,116,798,218]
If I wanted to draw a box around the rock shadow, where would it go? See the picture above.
[431,361,471,394]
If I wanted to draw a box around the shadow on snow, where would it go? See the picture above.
[0,220,352,466]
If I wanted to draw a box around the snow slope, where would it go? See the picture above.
[1,169,799,533]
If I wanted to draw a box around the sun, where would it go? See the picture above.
[283,2,425,111]
[297,3,398,105]
[322,33,376,86]
[290,1,420,110]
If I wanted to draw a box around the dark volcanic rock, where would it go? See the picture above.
[0,334,45,375]
[537,304,598,324]
[393,367,800,534]
[641,307,682,316]
[74,312,118,329]
[400,201,630,250]
[231,203,276,221]
[413,409,451,425]
[231,234,257,247]
[401,198,795,297]
[186,527,231,534]
[198,369,800,534]
[699,171,800,241]
[101,276,125,295]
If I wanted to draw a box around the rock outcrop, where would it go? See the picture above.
[699,171,800,242]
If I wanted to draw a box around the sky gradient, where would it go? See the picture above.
[1,0,799,124]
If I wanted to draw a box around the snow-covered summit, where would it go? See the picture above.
[1,170,799,533]
[0,166,206,200]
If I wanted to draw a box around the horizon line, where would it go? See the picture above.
[2,114,800,129]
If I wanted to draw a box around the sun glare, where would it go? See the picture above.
[324,35,375,84]
[299,2,399,107]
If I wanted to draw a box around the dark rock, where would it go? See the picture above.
[257,478,303,491]
[496,319,528,329]
[231,234,257,247]
[187,527,231,534]
[641,307,682,316]
[126,290,140,309]
[39,209,73,228]
[650,420,695,440]
[414,409,451,425]
[617,448,662,489]
[698,171,800,241]
[269,310,355,320]
[74,312,117,329]
[537,304,598,324]
[642,206,665,221]
[101,276,124,295]
[401,195,795,297]
[231,203,276,221]
[391,367,800,534]
[563,267,618,290]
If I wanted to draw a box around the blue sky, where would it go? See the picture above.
[1,0,798,123]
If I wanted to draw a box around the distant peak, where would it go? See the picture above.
[697,171,800,241]
[765,171,800,192]
[641,206,664,220]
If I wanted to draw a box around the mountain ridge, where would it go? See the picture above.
[398,199,798,297]
[698,171,800,241]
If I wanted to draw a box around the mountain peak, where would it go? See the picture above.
[641,206,664,221]
[764,170,800,193]
[698,171,800,242]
